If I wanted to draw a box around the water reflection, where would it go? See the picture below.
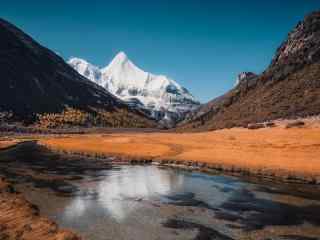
[63,166,184,221]
[5,142,320,239]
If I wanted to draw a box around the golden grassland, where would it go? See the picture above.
[1,120,320,239]
[39,121,320,181]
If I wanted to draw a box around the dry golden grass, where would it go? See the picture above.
[36,107,156,129]
[39,123,320,179]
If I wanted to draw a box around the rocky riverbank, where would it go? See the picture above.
[0,177,80,240]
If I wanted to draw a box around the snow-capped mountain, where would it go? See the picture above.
[0,18,155,128]
[68,52,200,124]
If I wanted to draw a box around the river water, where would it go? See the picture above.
[0,142,320,240]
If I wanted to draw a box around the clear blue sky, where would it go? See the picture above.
[1,1,320,102]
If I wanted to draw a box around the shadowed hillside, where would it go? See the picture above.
[0,18,156,128]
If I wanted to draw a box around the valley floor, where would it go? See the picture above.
[1,119,320,239]
[37,118,320,184]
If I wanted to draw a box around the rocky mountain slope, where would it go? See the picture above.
[0,18,155,128]
[180,11,320,130]
[69,52,200,125]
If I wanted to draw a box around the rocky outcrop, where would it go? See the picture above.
[235,72,257,86]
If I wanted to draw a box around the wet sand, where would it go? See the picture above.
[39,123,320,183]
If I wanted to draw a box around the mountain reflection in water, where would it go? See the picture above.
[63,166,185,221]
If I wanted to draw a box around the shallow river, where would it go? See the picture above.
[1,142,320,240]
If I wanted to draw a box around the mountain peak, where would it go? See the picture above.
[102,51,146,84]
[111,51,130,65]
[115,51,128,60]
[69,52,200,123]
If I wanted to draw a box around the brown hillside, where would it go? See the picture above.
[180,11,320,131]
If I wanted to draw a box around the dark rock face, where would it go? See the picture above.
[0,18,154,126]
[271,11,320,68]
[180,11,320,131]
[263,11,320,86]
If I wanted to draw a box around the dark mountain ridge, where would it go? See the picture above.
[180,11,320,130]
[0,18,155,128]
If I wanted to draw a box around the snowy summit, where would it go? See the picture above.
[68,52,200,123]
